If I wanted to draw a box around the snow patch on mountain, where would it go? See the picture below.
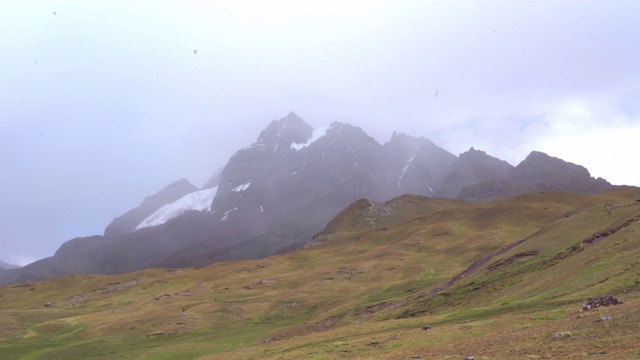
[397,156,416,187]
[291,124,330,150]
[220,207,238,222]
[232,182,251,192]
[135,187,218,230]
[398,156,415,180]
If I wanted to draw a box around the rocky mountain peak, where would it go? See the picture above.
[514,151,592,183]
[385,132,423,158]
[384,132,445,162]
[325,121,360,135]
[255,112,313,153]
[313,122,380,152]
[214,113,312,198]
[463,146,485,157]
[437,147,514,199]
[458,147,509,164]
[458,150,614,203]
[384,132,457,195]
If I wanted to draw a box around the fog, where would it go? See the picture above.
[1,0,639,265]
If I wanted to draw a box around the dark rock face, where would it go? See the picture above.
[438,147,513,199]
[103,179,197,237]
[199,116,459,265]
[211,112,315,224]
[198,116,406,264]
[384,132,457,197]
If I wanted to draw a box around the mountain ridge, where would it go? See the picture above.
[459,151,614,203]
[103,178,197,238]
[0,112,618,285]
[0,259,20,270]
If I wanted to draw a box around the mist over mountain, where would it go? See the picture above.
[0,113,617,285]
[385,132,457,196]
[0,260,20,271]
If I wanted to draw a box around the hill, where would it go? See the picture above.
[1,188,639,358]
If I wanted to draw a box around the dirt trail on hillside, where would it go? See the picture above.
[428,236,530,296]
[429,209,640,296]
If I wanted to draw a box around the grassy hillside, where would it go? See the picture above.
[1,189,640,359]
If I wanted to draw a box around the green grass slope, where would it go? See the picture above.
[1,189,639,359]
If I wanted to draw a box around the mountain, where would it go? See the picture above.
[437,147,514,198]
[201,167,223,189]
[459,151,615,203]
[159,115,407,267]
[0,112,620,285]
[136,186,218,230]
[384,132,457,196]
[2,188,639,358]
[103,178,197,237]
[0,259,19,270]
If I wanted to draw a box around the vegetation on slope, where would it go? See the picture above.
[1,189,639,359]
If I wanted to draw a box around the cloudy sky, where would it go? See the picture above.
[1,0,639,266]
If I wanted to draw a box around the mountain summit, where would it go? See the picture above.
[438,147,514,199]
[0,113,617,285]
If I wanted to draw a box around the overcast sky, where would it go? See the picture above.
[1,0,639,266]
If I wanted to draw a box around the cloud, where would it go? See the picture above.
[533,97,640,186]
[1,0,639,265]
[9,255,38,267]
